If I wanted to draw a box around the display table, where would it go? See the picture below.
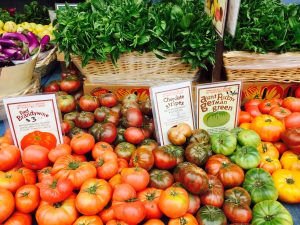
[0,67,299,224]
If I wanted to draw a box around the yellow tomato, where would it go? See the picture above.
[35,24,44,33]
[258,156,282,174]
[239,123,251,130]
[272,169,300,204]
[3,21,17,32]
[257,142,280,159]
[0,20,4,30]
[280,151,300,171]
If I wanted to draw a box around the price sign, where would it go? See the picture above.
[150,81,195,146]
[196,81,242,134]
[3,94,63,150]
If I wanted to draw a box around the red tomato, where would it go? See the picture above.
[200,175,224,208]
[72,154,87,162]
[187,194,201,215]
[96,151,119,180]
[282,97,300,112]
[284,112,300,129]
[16,167,36,185]
[218,162,245,189]
[60,75,81,93]
[20,131,57,150]
[3,211,32,225]
[63,135,71,145]
[238,111,252,125]
[124,127,145,144]
[15,184,40,213]
[92,142,114,160]
[258,99,281,114]
[121,167,150,192]
[273,142,288,155]
[129,147,154,171]
[109,174,122,190]
[295,87,300,98]
[22,145,50,170]
[99,93,118,108]
[43,80,60,93]
[37,167,53,182]
[0,145,21,171]
[106,220,129,225]
[75,111,95,129]
[138,188,163,219]
[0,171,25,193]
[79,95,100,112]
[71,133,95,154]
[112,183,136,202]
[0,188,15,223]
[269,107,291,120]
[57,95,76,113]
[99,207,115,224]
[48,144,72,163]
[117,158,129,173]
[123,108,143,128]
[245,105,261,118]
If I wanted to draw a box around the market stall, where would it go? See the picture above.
[0,0,300,225]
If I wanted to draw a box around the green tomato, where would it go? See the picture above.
[237,129,261,147]
[243,168,278,204]
[230,127,246,138]
[234,146,261,169]
[210,131,237,156]
[196,205,227,225]
[252,200,293,225]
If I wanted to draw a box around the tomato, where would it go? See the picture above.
[141,116,155,139]
[187,194,201,214]
[37,167,53,182]
[130,147,154,171]
[43,80,60,93]
[168,213,198,225]
[92,142,113,160]
[196,205,227,225]
[36,193,78,225]
[63,135,71,145]
[89,122,118,144]
[238,111,252,125]
[124,127,145,144]
[57,95,76,113]
[149,169,174,190]
[15,184,40,213]
[3,211,32,225]
[0,145,21,171]
[96,151,119,180]
[158,187,189,219]
[272,169,300,203]
[273,141,288,155]
[269,107,291,120]
[224,187,251,206]
[37,176,73,203]
[139,139,158,152]
[222,202,252,224]
[0,171,25,193]
[94,107,109,122]
[121,167,150,192]
[112,183,136,202]
[210,131,237,156]
[73,216,103,225]
[76,178,112,215]
[99,207,115,224]
[239,122,251,130]
[138,188,163,219]
[79,95,100,112]
[0,188,15,223]
[185,142,213,167]
[257,142,279,159]
[143,219,164,225]
[153,145,184,170]
[123,108,143,128]
[258,99,281,114]
[167,123,192,146]
[121,102,140,116]
[52,155,97,189]
[296,86,300,98]
[71,133,95,155]
[15,167,36,185]
[62,120,73,134]
[20,131,57,150]
[281,128,300,154]
[205,154,231,176]
[117,158,129,173]
[99,93,118,108]
[109,174,122,190]
[75,111,95,129]
[60,75,81,93]
[218,162,244,189]
[200,175,224,208]
[259,156,281,174]
[280,151,300,170]
[282,97,300,112]
[250,115,285,142]
[106,220,129,225]
[114,142,136,161]
[72,154,87,162]
[245,105,261,118]
[22,145,50,170]
[48,144,72,163]
[284,112,300,129]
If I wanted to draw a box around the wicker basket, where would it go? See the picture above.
[223,51,300,83]
[71,52,198,84]
[0,73,40,121]
[35,47,58,77]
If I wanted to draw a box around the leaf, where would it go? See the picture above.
[180,13,194,29]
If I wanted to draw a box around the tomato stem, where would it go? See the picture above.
[264,215,274,221]
[286,178,295,184]
[50,180,58,189]
[53,202,62,208]
[180,217,188,225]
[68,161,80,170]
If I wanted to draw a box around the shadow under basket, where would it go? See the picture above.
[223,51,300,83]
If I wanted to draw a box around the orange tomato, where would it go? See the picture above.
[106,220,129,225]
[121,167,150,192]
[99,207,115,224]
[15,184,40,213]
[258,156,282,174]
[70,133,95,155]
[16,167,37,185]
[48,144,72,163]
[73,216,103,225]
[143,219,165,225]
[0,145,21,171]
[280,151,300,171]
[239,123,251,130]
[0,188,15,223]
[3,211,32,225]
[63,135,71,145]
[257,142,280,159]
[109,174,122,190]
[92,142,114,160]
[0,171,25,193]
[168,213,198,225]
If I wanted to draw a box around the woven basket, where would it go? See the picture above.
[71,52,198,84]
[35,47,57,77]
[223,51,300,83]
[0,73,40,121]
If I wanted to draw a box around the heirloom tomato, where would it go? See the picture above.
[210,131,237,156]
[272,169,300,204]
[37,167,52,182]
[92,142,113,160]
[117,158,129,173]
[167,123,192,145]
[232,146,261,170]
[95,151,118,180]
[258,156,281,174]
[109,174,122,190]
[245,105,261,118]
[22,145,50,170]
[76,178,112,215]
[200,175,224,208]
[153,145,184,170]
[20,131,57,150]
[282,97,300,112]
[0,171,25,193]
[79,95,100,112]
[187,129,210,145]
[281,128,300,154]
[123,108,143,128]
[99,93,118,108]
[237,129,261,148]
[222,202,252,224]
[217,162,244,189]
[238,111,252,125]
[273,141,288,155]
[130,147,154,171]
[139,139,158,152]
[15,167,36,185]
[185,142,212,166]
[121,167,150,191]
[149,169,174,190]
[0,145,21,171]
[257,142,279,159]
[205,154,231,176]
[187,194,201,214]
[3,211,32,225]
[158,187,189,219]
[70,133,95,155]
[196,205,227,225]
[280,151,300,170]
[52,155,97,189]
[60,75,81,93]
[36,194,78,225]
[73,216,103,225]
[112,183,136,202]
[284,112,300,129]
[250,115,285,142]
[99,207,115,224]
[144,219,164,225]
[252,200,293,225]
[43,80,60,93]
[115,142,136,161]
[258,99,281,114]
[0,188,15,223]
[75,111,95,129]
[137,187,163,219]
[48,144,72,163]
[89,122,117,144]
[15,184,40,213]
[124,127,145,144]
[168,213,198,225]
[269,107,291,120]
[57,94,76,113]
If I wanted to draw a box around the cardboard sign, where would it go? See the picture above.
[205,0,229,38]
[226,0,241,37]
[3,94,63,150]
[150,81,195,146]
[196,81,241,134]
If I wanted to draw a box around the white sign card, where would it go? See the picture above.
[150,81,195,146]
[196,81,242,134]
[3,94,63,150]
[226,0,241,37]
[55,3,78,10]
